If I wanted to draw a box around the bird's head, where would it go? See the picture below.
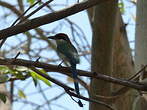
[48,33,70,42]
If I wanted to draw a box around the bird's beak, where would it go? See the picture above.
[48,36,55,39]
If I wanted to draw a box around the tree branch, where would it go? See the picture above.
[0,1,21,16]
[30,66,74,91]
[0,0,111,40]
[31,66,115,110]
[0,58,147,91]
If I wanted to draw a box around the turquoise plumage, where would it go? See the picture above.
[48,33,83,107]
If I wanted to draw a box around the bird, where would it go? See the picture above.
[48,33,83,107]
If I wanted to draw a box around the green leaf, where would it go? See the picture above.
[118,2,125,14]
[30,70,51,87]
[30,71,38,87]
[18,90,26,99]
[0,93,7,103]
[0,66,10,74]
[14,67,28,79]
[27,0,35,5]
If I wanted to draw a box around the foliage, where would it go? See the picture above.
[0,66,51,87]
[0,93,7,103]
[27,0,35,5]
[118,0,125,14]
[18,89,27,99]
[30,69,52,87]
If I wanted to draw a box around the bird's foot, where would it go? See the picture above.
[57,60,64,68]
[57,63,63,68]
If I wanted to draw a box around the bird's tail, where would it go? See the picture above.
[71,64,83,107]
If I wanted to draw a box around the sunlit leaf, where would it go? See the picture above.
[30,70,51,87]
[27,0,35,5]
[0,66,10,74]
[30,71,38,87]
[18,90,26,99]
[118,2,125,14]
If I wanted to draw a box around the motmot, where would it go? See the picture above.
[48,33,83,107]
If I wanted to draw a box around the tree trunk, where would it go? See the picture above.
[134,0,147,109]
[135,0,147,72]
[88,0,134,110]
[111,10,135,110]
[88,0,118,110]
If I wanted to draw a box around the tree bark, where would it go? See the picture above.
[134,0,147,109]
[88,0,134,110]
[88,0,118,110]
[111,10,135,110]
[135,0,147,72]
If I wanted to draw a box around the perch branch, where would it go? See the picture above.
[0,58,147,91]
[31,66,115,110]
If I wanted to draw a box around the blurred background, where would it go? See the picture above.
[0,0,136,110]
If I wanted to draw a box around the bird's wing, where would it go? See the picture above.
[57,43,79,64]
[58,43,83,107]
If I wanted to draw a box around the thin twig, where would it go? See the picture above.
[12,0,41,26]
[0,0,112,40]
[10,81,14,104]
[31,66,115,110]
[65,89,115,110]
[36,57,41,62]
[19,0,54,24]
[0,0,41,49]
[0,0,54,49]
[128,64,147,80]
[112,65,147,96]
[14,52,21,59]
